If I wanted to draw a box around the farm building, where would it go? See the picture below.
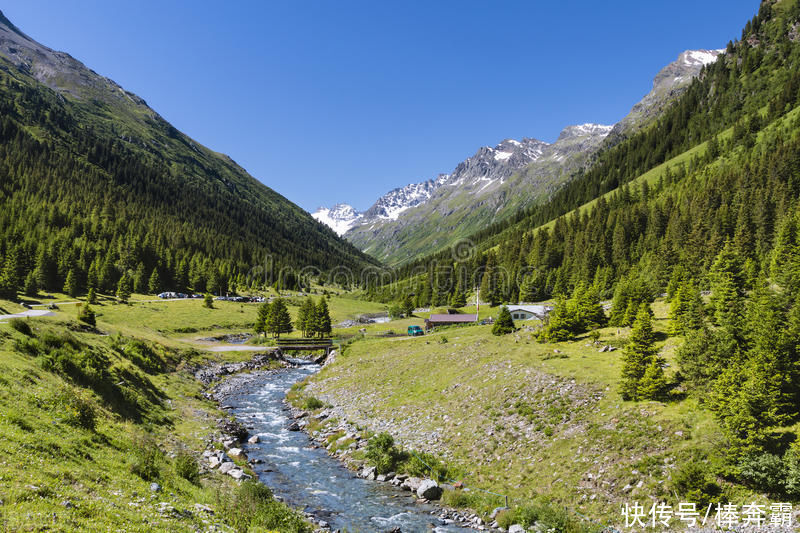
[424,313,478,331]
[506,305,552,321]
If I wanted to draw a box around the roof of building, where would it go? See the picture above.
[425,314,478,323]
[507,305,552,315]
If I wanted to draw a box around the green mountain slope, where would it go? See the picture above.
[382,0,800,302]
[0,11,376,300]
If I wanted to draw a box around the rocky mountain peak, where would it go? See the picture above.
[556,123,613,142]
[652,49,724,92]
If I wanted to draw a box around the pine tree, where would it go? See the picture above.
[148,268,161,294]
[203,293,214,309]
[296,297,315,336]
[78,304,96,327]
[116,273,132,303]
[669,280,704,335]
[314,297,332,338]
[402,293,415,317]
[638,358,668,400]
[23,271,38,296]
[449,280,466,308]
[268,298,293,338]
[519,274,540,303]
[64,269,79,297]
[619,304,657,401]
[133,262,147,294]
[492,306,515,336]
[87,287,97,304]
[480,252,500,307]
[254,301,271,335]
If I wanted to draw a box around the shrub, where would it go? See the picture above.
[175,452,200,484]
[492,306,515,336]
[13,336,41,356]
[218,480,311,533]
[77,304,96,327]
[51,386,96,430]
[123,340,164,373]
[365,432,402,474]
[670,462,721,506]
[8,318,33,336]
[129,436,162,481]
[303,396,324,410]
[204,293,214,309]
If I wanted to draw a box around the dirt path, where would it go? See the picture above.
[0,309,55,321]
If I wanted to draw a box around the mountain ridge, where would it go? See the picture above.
[313,49,722,265]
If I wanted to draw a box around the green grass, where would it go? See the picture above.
[0,297,312,531]
[297,300,769,526]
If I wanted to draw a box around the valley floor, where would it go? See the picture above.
[298,302,786,528]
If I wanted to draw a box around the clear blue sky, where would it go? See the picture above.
[5,1,758,212]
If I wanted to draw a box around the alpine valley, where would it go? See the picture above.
[314,48,724,264]
[5,2,800,533]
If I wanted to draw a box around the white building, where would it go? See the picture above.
[507,305,552,321]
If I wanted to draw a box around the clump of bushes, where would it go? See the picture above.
[8,317,33,336]
[13,336,41,356]
[366,432,404,474]
[175,452,200,484]
[669,461,722,506]
[129,435,163,481]
[123,340,164,374]
[496,497,595,533]
[50,385,97,430]
[77,304,96,327]
[217,480,311,533]
[303,396,324,410]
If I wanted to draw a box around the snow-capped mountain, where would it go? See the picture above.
[311,204,362,236]
[362,177,448,221]
[313,137,547,235]
[608,49,724,142]
[315,49,722,263]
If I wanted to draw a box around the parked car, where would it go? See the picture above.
[407,325,424,337]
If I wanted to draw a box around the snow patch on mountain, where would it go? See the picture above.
[312,204,362,236]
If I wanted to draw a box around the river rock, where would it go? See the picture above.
[248,435,259,444]
[402,476,422,492]
[508,525,525,533]
[219,462,236,474]
[287,421,301,431]
[417,479,443,500]
[360,466,376,480]
[228,448,245,458]
[228,469,251,480]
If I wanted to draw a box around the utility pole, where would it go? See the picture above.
[476,287,480,321]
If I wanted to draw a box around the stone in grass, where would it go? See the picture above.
[228,448,245,458]
[218,462,236,475]
[509,525,526,533]
[228,469,251,481]
[149,482,161,493]
[416,479,443,501]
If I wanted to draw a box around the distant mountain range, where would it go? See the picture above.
[313,48,723,264]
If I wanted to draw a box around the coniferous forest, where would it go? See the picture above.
[0,52,376,300]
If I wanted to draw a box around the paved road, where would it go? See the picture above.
[0,309,55,321]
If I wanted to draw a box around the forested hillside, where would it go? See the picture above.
[381,0,800,305]
[363,0,800,498]
[0,13,375,301]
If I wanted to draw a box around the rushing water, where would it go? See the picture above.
[221,363,477,532]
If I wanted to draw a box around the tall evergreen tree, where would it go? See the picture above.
[254,301,271,336]
[314,297,332,338]
[116,272,132,303]
[267,298,293,338]
[620,304,657,401]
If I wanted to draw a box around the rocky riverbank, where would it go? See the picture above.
[284,399,506,531]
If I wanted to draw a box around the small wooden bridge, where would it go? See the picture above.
[275,337,334,353]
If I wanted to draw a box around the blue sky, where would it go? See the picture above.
[5,1,758,212]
